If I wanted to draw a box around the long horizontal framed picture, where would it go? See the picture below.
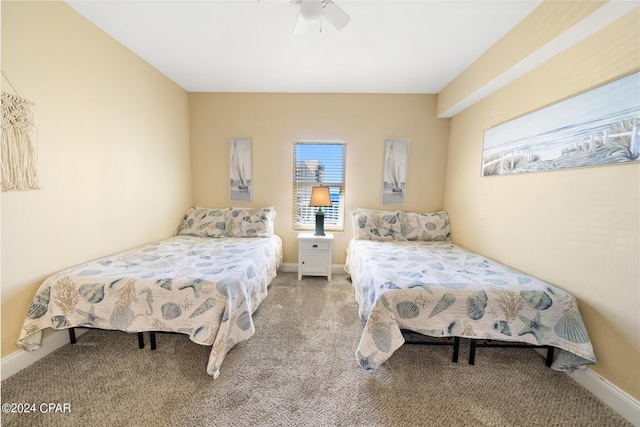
[481,72,640,176]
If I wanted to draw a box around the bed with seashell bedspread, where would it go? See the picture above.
[17,207,283,379]
[345,209,596,372]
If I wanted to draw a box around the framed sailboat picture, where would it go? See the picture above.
[229,138,252,202]
[382,139,408,205]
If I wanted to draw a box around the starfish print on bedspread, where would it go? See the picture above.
[178,279,210,298]
[517,311,551,345]
[75,306,105,327]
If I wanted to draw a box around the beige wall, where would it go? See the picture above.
[442,6,640,399]
[189,93,450,264]
[3,0,638,405]
[1,2,193,357]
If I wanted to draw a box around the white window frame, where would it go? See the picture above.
[292,140,346,232]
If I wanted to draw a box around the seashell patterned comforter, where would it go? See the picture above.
[17,235,282,379]
[345,239,596,371]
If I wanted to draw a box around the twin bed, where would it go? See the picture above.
[18,206,595,377]
[17,206,282,379]
[345,209,596,372]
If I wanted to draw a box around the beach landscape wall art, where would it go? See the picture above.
[382,139,408,204]
[482,72,640,176]
[229,138,252,202]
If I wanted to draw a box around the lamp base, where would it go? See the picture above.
[314,209,325,236]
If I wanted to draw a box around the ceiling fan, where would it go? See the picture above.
[292,0,351,33]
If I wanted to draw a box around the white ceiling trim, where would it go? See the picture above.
[439,1,639,118]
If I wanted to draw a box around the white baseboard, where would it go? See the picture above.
[278,262,297,273]
[567,368,640,426]
[1,329,86,381]
[532,348,639,425]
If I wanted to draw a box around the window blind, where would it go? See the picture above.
[292,141,345,231]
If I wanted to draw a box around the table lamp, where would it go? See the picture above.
[309,186,332,236]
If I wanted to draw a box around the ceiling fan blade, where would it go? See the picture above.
[322,0,350,30]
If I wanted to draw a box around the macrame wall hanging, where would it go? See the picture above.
[1,69,39,191]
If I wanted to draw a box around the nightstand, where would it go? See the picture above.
[297,232,333,281]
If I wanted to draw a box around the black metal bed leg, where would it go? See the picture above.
[545,346,554,367]
[68,328,76,344]
[150,332,156,350]
[452,336,460,363]
[469,339,477,365]
[138,332,144,349]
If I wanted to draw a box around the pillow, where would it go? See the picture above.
[352,209,401,241]
[224,207,276,238]
[395,210,450,241]
[175,207,229,238]
[352,209,450,242]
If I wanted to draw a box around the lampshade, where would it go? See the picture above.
[309,186,332,207]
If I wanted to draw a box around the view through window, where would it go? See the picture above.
[293,141,345,231]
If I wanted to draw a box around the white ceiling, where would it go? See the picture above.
[65,0,544,94]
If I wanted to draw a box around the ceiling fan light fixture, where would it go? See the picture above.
[293,0,350,33]
[300,0,322,23]
[293,9,322,33]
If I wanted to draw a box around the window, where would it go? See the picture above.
[293,141,345,231]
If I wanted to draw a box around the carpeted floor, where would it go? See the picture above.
[1,273,631,427]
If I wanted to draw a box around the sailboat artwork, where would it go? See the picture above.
[229,138,252,202]
[382,139,408,204]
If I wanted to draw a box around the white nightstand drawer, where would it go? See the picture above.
[301,240,329,251]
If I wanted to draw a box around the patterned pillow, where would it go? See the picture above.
[224,207,276,238]
[352,209,450,242]
[395,210,450,241]
[175,207,229,238]
[352,209,402,241]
